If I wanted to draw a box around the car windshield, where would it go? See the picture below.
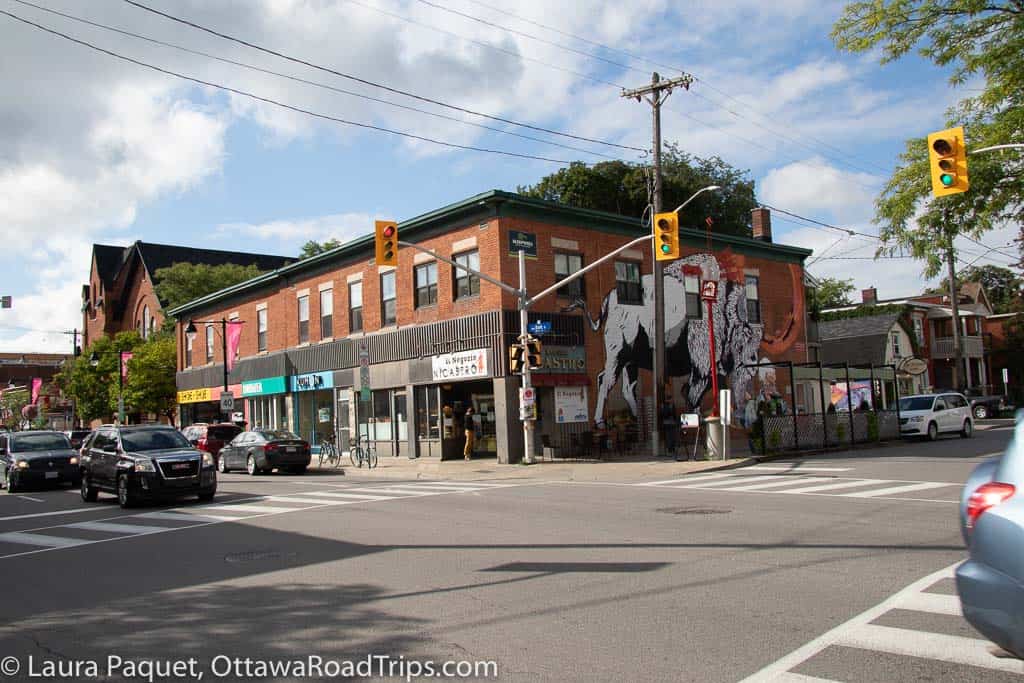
[208,426,241,440]
[899,397,935,411]
[259,430,300,441]
[11,433,71,452]
[121,429,192,451]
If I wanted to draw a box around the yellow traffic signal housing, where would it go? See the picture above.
[374,220,398,266]
[509,345,524,374]
[526,338,542,369]
[927,127,969,197]
[653,212,679,261]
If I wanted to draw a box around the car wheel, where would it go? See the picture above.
[217,457,229,474]
[973,404,988,420]
[927,421,939,441]
[961,419,973,438]
[197,489,215,502]
[80,473,98,502]
[117,474,135,509]
[5,468,18,493]
[247,454,259,476]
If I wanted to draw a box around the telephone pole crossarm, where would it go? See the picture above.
[620,73,694,102]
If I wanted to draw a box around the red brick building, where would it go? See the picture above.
[170,191,811,462]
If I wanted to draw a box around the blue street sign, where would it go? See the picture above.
[528,320,552,335]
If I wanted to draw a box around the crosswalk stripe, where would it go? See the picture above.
[896,591,963,616]
[0,531,91,548]
[773,673,841,682]
[640,474,735,486]
[715,477,833,492]
[67,521,171,535]
[265,496,346,505]
[685,475,790,488]
[138,511,243,523]
[345,487,441,496]
[307,491,396,501]
[748,466,853,472]
[842,482,957,498]
[779,480,889,494]
[836,623,1022,673]
[200,504,297,514]
[392,484,482,492]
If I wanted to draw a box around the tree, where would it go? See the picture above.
[0,388,29,430]
[153,262,265,313]
[122,333,178,424]
[832,1,1024,275]
[518,144,758,237]
[809,277,857,314]
[57,331,142,423]
[955,264,1023,313]
[299,239,343,259]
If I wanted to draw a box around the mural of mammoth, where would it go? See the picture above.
[564,253,762,425]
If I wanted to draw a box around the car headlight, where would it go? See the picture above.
[69,456,78,465]
[909,416,924,423]
[201,452,214,467]
[134,460,156,473]
[16,460,29,469]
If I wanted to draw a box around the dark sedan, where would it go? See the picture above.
[0,431,80,492]
[218,430,310,475]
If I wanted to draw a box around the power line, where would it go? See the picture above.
[0,8,580,164]
[759,204,882,241]
[10,0,620,160]
[961,234,1019,263]
[119,0,645,153]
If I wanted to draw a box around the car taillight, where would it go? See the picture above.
[966,482,1015,529]
[265,444,278,454]
[303,443,311,455]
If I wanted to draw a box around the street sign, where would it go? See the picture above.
[0,296,10,309]
[519,387,536,408]
[700,280,718,301]
[528,320,552,335]
[358,341,370,400]
[508,230,538,258]
[219,392,235,412]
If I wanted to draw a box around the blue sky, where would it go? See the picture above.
[0,0,1017,352]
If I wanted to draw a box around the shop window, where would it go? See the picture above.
[615,261,642,305]
[555,252,584,299]
[745,275,761,323]
[380,271,396,326]
[454,251,480,299]
[320,288,333,339]
[298,294,310,344]
[415,262,438,308]
[373,390,392,440]
[415,385,440,439]
[257,308,268,352]
[685,274,702,319]
[349,281,363,333]
[206,325,214,363]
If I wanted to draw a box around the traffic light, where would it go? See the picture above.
[509,345,524,374]
[526,337,542,370]
[653,212,679,261]
[374,220,398,266]
[927,126,969,197]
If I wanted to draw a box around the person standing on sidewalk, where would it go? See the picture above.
[463,407,475,460]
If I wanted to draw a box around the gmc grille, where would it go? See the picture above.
[158,459,200,478]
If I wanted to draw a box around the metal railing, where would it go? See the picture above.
[931,335,984,358]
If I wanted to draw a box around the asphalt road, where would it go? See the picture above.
[0,424,1018,682]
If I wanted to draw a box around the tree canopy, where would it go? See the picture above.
[122,333,178,423]
[955,264,1023,313]
[517,144,758,237]
[299,239,343,259]
[153,262,265,313]
[809,277,857,315]
[57,331,142,423]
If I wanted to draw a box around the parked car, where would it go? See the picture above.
[181,422,244,461]
[80,424,216,508]
[64,429,92,450]
[956,409,1024,658]
[963,389,1014,420]
[218,430,311,475]
[0,430,80,492]
[898,392,973,440]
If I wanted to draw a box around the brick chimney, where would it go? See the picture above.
[862,287,877,305]
[751,207,772,242]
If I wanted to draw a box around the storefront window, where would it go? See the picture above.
[295,389,333,445]
[247,395,283,430]
[373,390,392,440]
[415,385,440,439]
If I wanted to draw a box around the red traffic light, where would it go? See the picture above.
[382,225,395,238]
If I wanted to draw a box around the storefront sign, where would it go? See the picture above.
[555,386,588,423]
[241,376,288,397]
[291,371,334,393]
[898,357,928,376]
[177,388,213,404]
[431,349,489,381]
[508,230,538,258]
[541,346,586,373]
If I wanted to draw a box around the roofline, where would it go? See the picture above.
[169,189,813,317]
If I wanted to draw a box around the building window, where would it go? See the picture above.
[257,308,267,352]
[297,295,310,344]
[349,281,363,333]
[320,288,333,339]
[453,251,480,299]
[891,331,902,358]
[745,275,761,323]
[205,326,214,363]
[615,261,642,305]
[415,262,438,308]
[185,331,193,367]
[913,317,924,346]
[142,306,151,339]
[555,252,585,299]
[381,271,396,326]
[684,274,702,319]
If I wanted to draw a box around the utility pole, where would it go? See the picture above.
[947,237,965,390]
[621,71,693,455]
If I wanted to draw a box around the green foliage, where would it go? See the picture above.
[768,429,782,450]
[57,331,142,422]
[300,239,343,259]
[958,265,1023,313]
[153,262,265,313]
[122,333,178,422]
[818,303,908,322]
[518,144,758,237]
[0,389,29,430]
[809,277,857,317]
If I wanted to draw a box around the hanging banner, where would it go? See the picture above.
[120,352,134,381]
[30,377,42,405]
[226,321,244,372]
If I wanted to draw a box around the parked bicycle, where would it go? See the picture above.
[349,437,378,469]
[318,434,342,468]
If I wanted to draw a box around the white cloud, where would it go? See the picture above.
[214,212,374,249]
[759,157,882,219]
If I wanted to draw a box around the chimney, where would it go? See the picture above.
[862,287,877,305]
[751,207,772,242]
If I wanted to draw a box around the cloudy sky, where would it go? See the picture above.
[0,0,1018,352]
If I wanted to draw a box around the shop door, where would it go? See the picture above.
[392,390,408,458]
[337,390,353,456]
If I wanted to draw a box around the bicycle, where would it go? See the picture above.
[348,437,378,469]
[318,436,341,468]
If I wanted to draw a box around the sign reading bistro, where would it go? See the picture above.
[177,388,213,404]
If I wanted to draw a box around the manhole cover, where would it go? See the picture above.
[224,550,297,564]
[656,506,732,515]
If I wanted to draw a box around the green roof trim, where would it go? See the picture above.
[168,189,811,317]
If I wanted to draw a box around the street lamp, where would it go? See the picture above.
[185,319,242,418]
[671,185,721,214]
[89,349,131,424]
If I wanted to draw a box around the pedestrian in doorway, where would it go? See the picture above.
[463,407,475,460]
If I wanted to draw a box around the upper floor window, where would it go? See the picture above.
[205,326,215,363]
[615,261,642,305]
[257,308,268,352]
[141,305,151,339]
[297,294,310,344]
[453,251,480,299]
[185,331,193,367]
[415,262,438,308]
[913,317,924,346]
[745,276,761,324]
[381,271,396,326]
[555,252,584,300]
[684,274,702,319]
[320,289,333,339]
[349,281,363,333]
[891,331,902,358]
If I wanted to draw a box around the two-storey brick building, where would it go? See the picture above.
[170,191,811,462]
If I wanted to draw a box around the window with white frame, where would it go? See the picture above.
[205,325,214,363]
[415,262,438,308]
[913,317,924,346]
[185,331,193,366]
[453,251,480,299]
[684,274,702,319]
[745,276,761,323]
[320,288,333,339]
[297,294,310,344]
[381,271,396,326]
[257,308,268,352]
[615,261,642,305]
[555,252,585,299]
[349,281,363,332]
[891,331,902,358]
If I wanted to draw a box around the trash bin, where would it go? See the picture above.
[705,416,723,460]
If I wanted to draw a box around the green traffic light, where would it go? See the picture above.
[660,244,671,254]
[940,173,955,187]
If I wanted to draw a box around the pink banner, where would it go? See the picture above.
[226,321,244,372]
[30,377,42,405]
[120,352,134,381]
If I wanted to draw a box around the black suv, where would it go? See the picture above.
[80,424,216,508]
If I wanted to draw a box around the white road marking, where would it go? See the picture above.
[0,508,113,523]
[748,466,853,472]
[836,623,1022,673]
[345,487,443,496]
[200,504,297,514]
[265,496,346,505]
[842,482,957,498]
[773,673,840,683]
[67,521,172,535]
[398,483,498,491]
[138,511,243,523]
[17,496,45,502]
[715,477,833,492]
[639,474,736,486]
[306,491,396,501]
[894,591,962,617]
[684,475,792,488]
[0,531,91,548]
[780,480,890,494]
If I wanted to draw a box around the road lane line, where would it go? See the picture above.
[773,673,841,682]
[200,504,297,514]
[138,511,245,523]
[396,483,495,491]
[896,591,962,616]
[715,477,833,492]
[747,466,853,472]
[307,491,396,501]
[265,496,346,505]
[344,487,442,496]
[836,623,1022,673]
[842,482,957,498]
[779,480,890,494]
[16,496,45,502]
[0,508,119,523]
[67,521,173,535]
[684,475,790,488]
[640,474,736,486]
[0,531,91,548]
